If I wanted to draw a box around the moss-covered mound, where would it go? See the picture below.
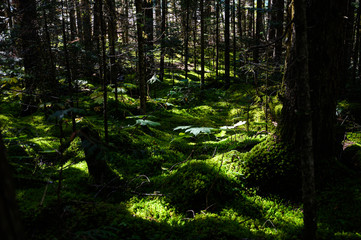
[161,160,237,212]
[241,137,301,198]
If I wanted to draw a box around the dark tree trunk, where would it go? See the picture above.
[253,0,263,63]
[200,0,205,87]
[293,0,316,238]
[279,0,348,209]
[144,0,154,80]
[159,0,167,82]
[183,2,190,79]
[69,0,77,40]
[17,0,42,115]
[274,0,284,62]
[61,0,76,132]
[99,0,108,142]
[232,0,236,78]
[224,0,230,88]
[136,0,147,114]
[0,133,24,240]
[81,0,93,77]
[215,0,219,77]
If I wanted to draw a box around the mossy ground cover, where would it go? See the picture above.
[1,71,361,239]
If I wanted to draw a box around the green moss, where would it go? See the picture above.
[161,160,237,212]
[241,137,301,198]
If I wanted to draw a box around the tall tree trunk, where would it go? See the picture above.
[274,0,284,62]
[106,0,118,82]
[69,0,77,40]
[280,0,348,205]
[17,0,42,115]
[293,0,316,238]
[253,0,263,63]
[224,0,230,88]
[184,2,190,79]
[81,0,93,77]
[193,4,197,72]
[136,0,147,114]
[61,0,76,131]
[0,133,24,240]
[144,0,154,81]
[247,0,254,44]
[232,0,236,78]
[99,0,108,142]
[75,0,83,42]
[215,0,219,77]
[200,0,205,87]
[160,0,167,82]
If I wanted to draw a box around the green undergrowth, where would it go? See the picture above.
[1,78,361,239]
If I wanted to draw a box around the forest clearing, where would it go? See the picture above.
[1,0,361,239]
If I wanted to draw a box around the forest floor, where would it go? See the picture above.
[1,69,361,239]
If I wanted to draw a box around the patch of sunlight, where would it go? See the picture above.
[191,105,215,115]
[126,196,184,226]
[228,108,243,118]
[29,137,60,150]
[68,161,88,173]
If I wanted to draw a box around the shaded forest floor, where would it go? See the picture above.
[2,69,361,239]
